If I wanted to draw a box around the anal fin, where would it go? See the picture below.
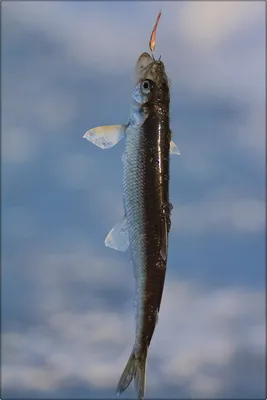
[170,140,180,155]
[105,215,129,252]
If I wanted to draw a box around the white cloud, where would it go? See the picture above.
[190,374,222,397]
[2,282,265,397]
[2,243,265,398]
[149,281,265,396]
[2,1,145,74]
[168,2,265,163]
[178,1,263,50]
[236,100,265,163]
[2,67,78,164]
[2,127,38,164]
[54,153,94,190]
[3,206,36,239]
[33,89,77,130]
[172,197,265,234]
[2,0,265,169]
[3,1,264,80]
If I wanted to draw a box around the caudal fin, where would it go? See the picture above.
[116,347,148,400]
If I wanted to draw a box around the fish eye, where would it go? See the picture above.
[141,80,151,94]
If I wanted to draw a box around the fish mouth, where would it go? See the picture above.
[135,52,168,88]
[135,52,154,80]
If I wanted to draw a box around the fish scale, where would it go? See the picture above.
[123,128,147,345]
[123,75,171,357]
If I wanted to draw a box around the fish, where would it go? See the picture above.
[83,21,180,400]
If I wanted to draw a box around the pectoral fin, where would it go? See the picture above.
[83,125,127,149]
[105,215,129,252]
[170,140,180,155]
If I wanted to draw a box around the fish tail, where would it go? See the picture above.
[116,346,148,400]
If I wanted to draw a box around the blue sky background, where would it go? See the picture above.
[1,1,266,399]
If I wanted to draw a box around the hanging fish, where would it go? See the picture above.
[83,12,179,400]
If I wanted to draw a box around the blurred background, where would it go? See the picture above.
[1,1,265,398]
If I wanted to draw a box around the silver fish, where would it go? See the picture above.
[83,52,179,399]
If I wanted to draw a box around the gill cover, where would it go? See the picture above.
[133,79,153,104]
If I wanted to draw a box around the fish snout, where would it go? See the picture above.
[135,53,153,80]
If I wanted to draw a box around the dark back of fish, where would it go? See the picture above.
[123,76,171,352]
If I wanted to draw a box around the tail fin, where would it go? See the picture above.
[116,347,148,400]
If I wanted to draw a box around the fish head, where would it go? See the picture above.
[133,52,169,105]
[135,52,154,81]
